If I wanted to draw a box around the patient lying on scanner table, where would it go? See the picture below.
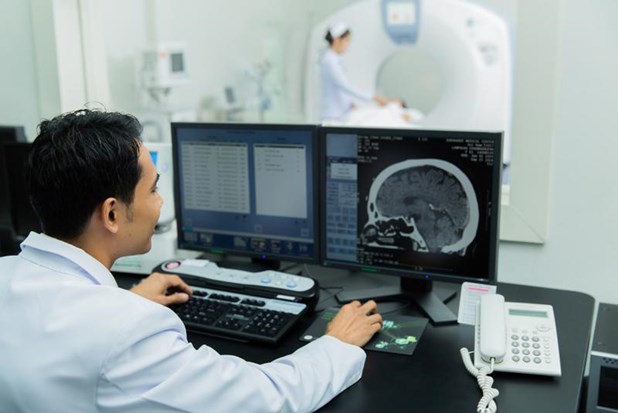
[334,101,425,128]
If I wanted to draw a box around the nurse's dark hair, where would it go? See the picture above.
[324,29,351,45]
[25,108,143,239]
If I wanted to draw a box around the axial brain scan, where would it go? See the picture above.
[361,159,479,255]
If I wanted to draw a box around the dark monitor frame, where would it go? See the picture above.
[0,125,28,252]
[0,142,41,253]
[0,125,27,143]
[171,122,320,269]
[318,126,502,324]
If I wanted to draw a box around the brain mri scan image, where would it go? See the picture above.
[361,159,479,256]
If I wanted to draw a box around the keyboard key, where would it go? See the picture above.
[209,293,240,303]
[241,298,266,307]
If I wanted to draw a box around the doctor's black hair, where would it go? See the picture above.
[324,29,351,45]
[25,109,143,239]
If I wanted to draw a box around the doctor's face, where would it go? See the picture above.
[117,143,163,255]
[333,34,351,54]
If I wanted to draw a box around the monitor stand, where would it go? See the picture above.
[336,277,458,326]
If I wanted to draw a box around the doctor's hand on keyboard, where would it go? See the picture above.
[130,272,193,306]
[325,300,383,347]
[134,270,382,345]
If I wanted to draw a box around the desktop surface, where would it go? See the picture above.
[114,266,594,413]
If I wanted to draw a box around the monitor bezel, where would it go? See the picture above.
[318,125,502,285]
[171,122,321,264]
[0,125,27,143]
[1,142,42,238]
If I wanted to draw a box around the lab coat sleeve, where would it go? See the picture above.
[98,300,366,413]
[323,53,373,102]
[252,335,366,411]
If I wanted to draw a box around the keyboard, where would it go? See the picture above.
[170,285,309,344]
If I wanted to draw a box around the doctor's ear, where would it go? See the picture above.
[101,197,120,233]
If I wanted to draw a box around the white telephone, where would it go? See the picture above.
[474,294,561,377]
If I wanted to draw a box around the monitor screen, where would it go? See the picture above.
[172,123,319,266]
[320,127,502,285]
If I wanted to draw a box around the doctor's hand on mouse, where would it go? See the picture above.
[326,300,383,347]
[130,272,193,306]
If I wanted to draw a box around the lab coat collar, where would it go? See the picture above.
[19,232,118,287]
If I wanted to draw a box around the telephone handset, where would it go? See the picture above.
[474,293,562,376]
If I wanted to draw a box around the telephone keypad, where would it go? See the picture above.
[509,327,554,366]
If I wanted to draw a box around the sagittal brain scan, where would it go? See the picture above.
[361,159,479,255]
[323,130,500,279]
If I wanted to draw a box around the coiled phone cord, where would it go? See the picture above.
[460,347,500,413]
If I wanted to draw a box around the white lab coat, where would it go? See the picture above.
[0,232,366,413]
[319,48,373,121]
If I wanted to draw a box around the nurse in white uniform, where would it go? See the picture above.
[320,22,390,121]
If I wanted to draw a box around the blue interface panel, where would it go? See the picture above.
[173,124,317,261]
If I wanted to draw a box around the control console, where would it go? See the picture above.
[154,259,319,309]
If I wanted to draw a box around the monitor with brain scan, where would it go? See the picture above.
[319,126,502,323]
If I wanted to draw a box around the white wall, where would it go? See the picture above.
[0,0,89,138]
[152,0,296,120]
[99,0,149,114]
[99,1,359,122]
[498,0,618,305]
[0,0,40,139]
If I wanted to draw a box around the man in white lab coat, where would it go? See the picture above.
[0,109,382,413]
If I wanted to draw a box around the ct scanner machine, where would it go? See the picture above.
[304,0,512,164]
